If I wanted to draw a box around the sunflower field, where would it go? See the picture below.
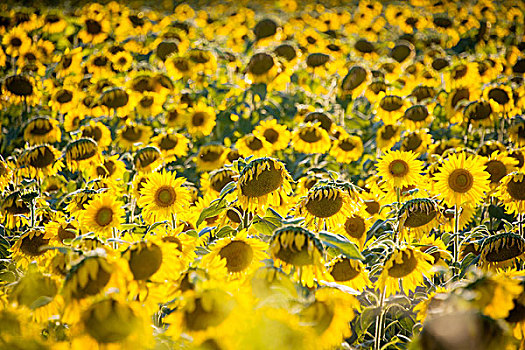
[1,0,525,349]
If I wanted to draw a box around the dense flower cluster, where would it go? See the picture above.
[1,0,525,349]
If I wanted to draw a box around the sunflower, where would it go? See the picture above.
[100,87,133,116]
[195,144,228,172]
[376,150,424,192]
[292,122,331,154]
[10,228,54,268]
[479,233,525,270]
[269,226,329,287]
[377,246,434,297]
[398,198,441,239]
[2,26,31,57]
[340,65,371,98]
[91,154,126,182]
[1,191,30,229]
[327,256,370,291]
[236,134,273,158]
[433,152,491,207]
[203,230,268,280]
[400,129,433,154]
[483,84,517,117]
[78,12,110,45]
[497,172,525,215]
[299,287,358,350]
[137,170,191,225]
[334,210,372,250]
[201,167,238,196]
[245,52,280,84]
[77,297,152,349]
[116,122,153,150]
[376,123,401,151]
[132,147,162,174]
[17,144,63,179]
[463,100,494,127]
[64,138,101,172]
[253,119,291,152]
[0,158,13,190]
[482,152,519,190]
[329,135,364,163]
[375,93,407,124]
[80,121,112,149]
[297,183,358,230]
[23,116,61,146]
[236,157,293,215]
[151,130,189,160]
[185,102,216,137]
[79,192,125,237]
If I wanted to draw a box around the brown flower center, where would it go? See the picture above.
[95,207,113,227]
[507,178,525,200]
[342,66,367,91]
[380,95,403,112]
[86,19,102,35]
[20,233,50,257]
[155,186,176,207]
[128,242,163,280]
[404,105,429,122]
[330,258,360,281]
[388,250,418,278]
[299,128,322,143]
[240,162,283,198]
[263,129,279,144]
[305,191,343,218]
[184,291,235,331]
[488,88,510,105]
[247,137,264,151]
[389,159,409,177]
[219,240,253,273]
[247,53,274,75]
[192,112,207,127]
[485,160,507,184]
[448,169,474,193]
[344,215,366,239]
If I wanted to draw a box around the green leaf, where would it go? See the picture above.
[0,271,16,283]
[215,225,235,238]
[30,296,53,310]
[253,213,283,236]
[219,180,236,199]
[196,200,227,227]
[319,231,364,261]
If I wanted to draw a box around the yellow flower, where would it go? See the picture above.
[480,233,525,270]
[377,246,434,297]
[327,256,370,292]
[203,230,268,280]
[330,135,364,162]
[376,150,424,191]
[195,144,228,172]
[23,116,61,146]
[433,152,490,207]
[137,170,191,224]
[185,102,216,137]
[17,144,63,179]
[269,226,329,287]
[236,157,293,215]
[292,122,331,154]
[497,172,525,215]
[398,198,441,239]
[253,119,291,152]
[236,134,273,158]
[80,192,125,237]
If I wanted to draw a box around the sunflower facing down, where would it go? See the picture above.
[398,198,441,239]
[480,233,525,270]
[236,157,293,215]
[202,230,268,280]
[137,170,191,225]
[23,116,61,146]
[269,226,330,287]
[80,192,125,237]
[17,144,63,179]
[376,150,424,192]
[297,184,358,230]
[433,152,491,207]
[377,246,434,297]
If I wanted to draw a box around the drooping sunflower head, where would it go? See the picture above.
[117,122,153,150]
[122,240,163,281]
[298,183,356,230]
[133,146,163,173]
[17,144,63,179]
[63,255,113,301]
[330,135,364,163]
[3,74,38,103]
[11,228,53,267]
[206,167,237,194]
[480,233,525,270]
[101,87,130,112]
[497,172,525,215]
[23,116,61,145]
[269,226,326,287]
[65,138,101,172]
[236,157,293,214]
[464,100,493,126]
[398,198,441,239]
[246,52,278,83]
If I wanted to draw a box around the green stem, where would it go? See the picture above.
[453,204,460,276]
[374,287,386,350]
